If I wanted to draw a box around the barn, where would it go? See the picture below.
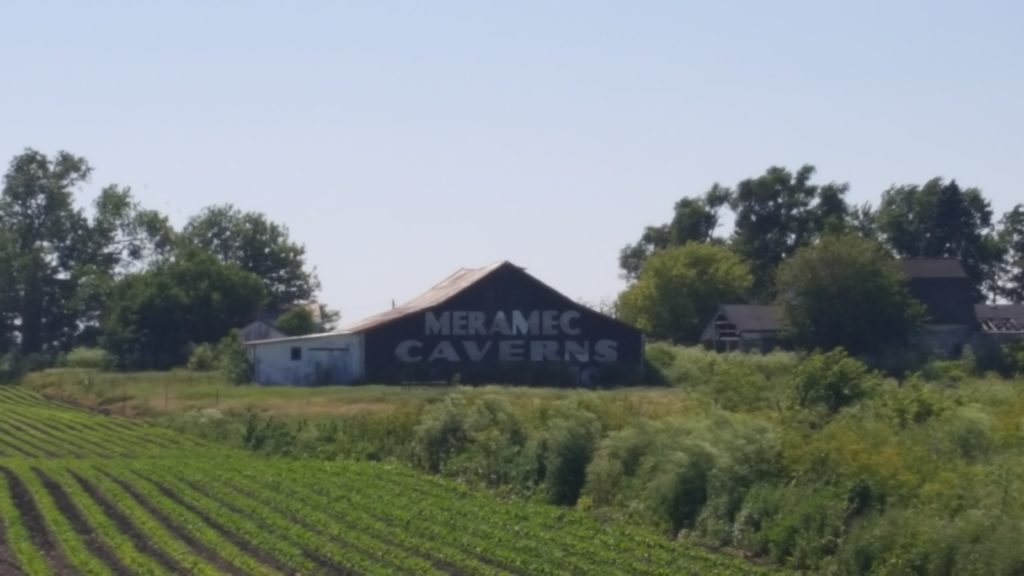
[246,261,645,386]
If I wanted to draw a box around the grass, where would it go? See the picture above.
[0,385,773,575]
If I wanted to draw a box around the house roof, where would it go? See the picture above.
[717,305,783,333]
[975,304,1024,333]
[900,258,968,279]
[341,261,515,333]
[240,320,285,342]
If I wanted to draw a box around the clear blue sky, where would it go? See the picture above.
[2,1,1022,322]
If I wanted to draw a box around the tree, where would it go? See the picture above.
[275,306,318,336]
[75,186,177,343]
[997,205,1024,302]
[181,204,319,312]
[618,187,729,281]
[729,165,850,298]
[0,149,92,355]
[617,243,752,344]
[776,235,924,357]
[876,178,1001,300]
[101,250,265,369]
[0,231,18,354]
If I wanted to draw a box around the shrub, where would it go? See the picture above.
[411,396,470,473]
[217,330,251,384]
[791,349,877,413]
[64,347,113,370]
[0,353,23,383]
[187,344,218,371]
[446,396,531,487]
[534,406,601,506]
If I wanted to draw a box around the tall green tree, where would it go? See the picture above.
[617,243,752,344]
[0,231,18,354]
[74,185,177,343]
[619,187,729,281]
[998,205,1024,302]
[729,165,850,298]
[275,306,318,336]
[876,178,1001,300]
[181,204,319,312]
[101,250,266,370]
[0,149,92,354]
[776,235,924,357]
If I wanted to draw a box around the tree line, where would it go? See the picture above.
[617,164,1024,356]
[0,148,329,375]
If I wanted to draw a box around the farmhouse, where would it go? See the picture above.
[700,258,1024,357]
[246,261,644,385]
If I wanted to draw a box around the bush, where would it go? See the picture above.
[64,347,113,370]
[446,396,531,487]
[187,344,218,371]
[216,330,251,384]
[534,406,601,505]
[791,349,877,413]
[411,396,470,473]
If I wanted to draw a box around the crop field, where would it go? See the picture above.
[0,386,771,575]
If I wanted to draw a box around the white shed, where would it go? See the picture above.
[246,332,364,386]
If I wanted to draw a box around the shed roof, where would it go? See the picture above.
[717,305,783,333]
[975,303,1024,333]
[240,320,285,343]
[900,258,968,279]
[341,261,515,333]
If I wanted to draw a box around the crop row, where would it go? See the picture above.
[0,387,772,575]
[0,387,201,459]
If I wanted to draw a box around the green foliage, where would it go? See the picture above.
[187,343,218,371]
[0,387,765,575]
[790,349,877,413]
[275,305,318,336]
[617,243,753,344]
[877,177,1002,299]
[64,347,112,370]
[216,329,252,384]
[776,234,925,357]
[534,406,602,505]
[181,204,320,312]
[0,149,92,355]
[729,165,851,297]
[28,347,1024,575]
[1005,341,1024,377]
[619,187,730,280]
[101,250,265,370]
[998,204,1024,301]
[412,396,470,473]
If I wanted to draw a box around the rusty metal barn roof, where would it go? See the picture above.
[340,261,513,333]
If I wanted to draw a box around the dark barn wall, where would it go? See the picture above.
[363,266,644,384]
[907,277,977,325]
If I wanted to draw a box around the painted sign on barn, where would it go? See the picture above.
[357,262,643,384]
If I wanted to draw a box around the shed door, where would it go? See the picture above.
[309,347,350,384]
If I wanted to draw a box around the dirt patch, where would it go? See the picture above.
[68,470,185,574]
[33,469,132,576]
[137,474,293,574]
[0,467,76,575]
[101,472,246,576]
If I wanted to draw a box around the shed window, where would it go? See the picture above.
[290,347,302,361]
